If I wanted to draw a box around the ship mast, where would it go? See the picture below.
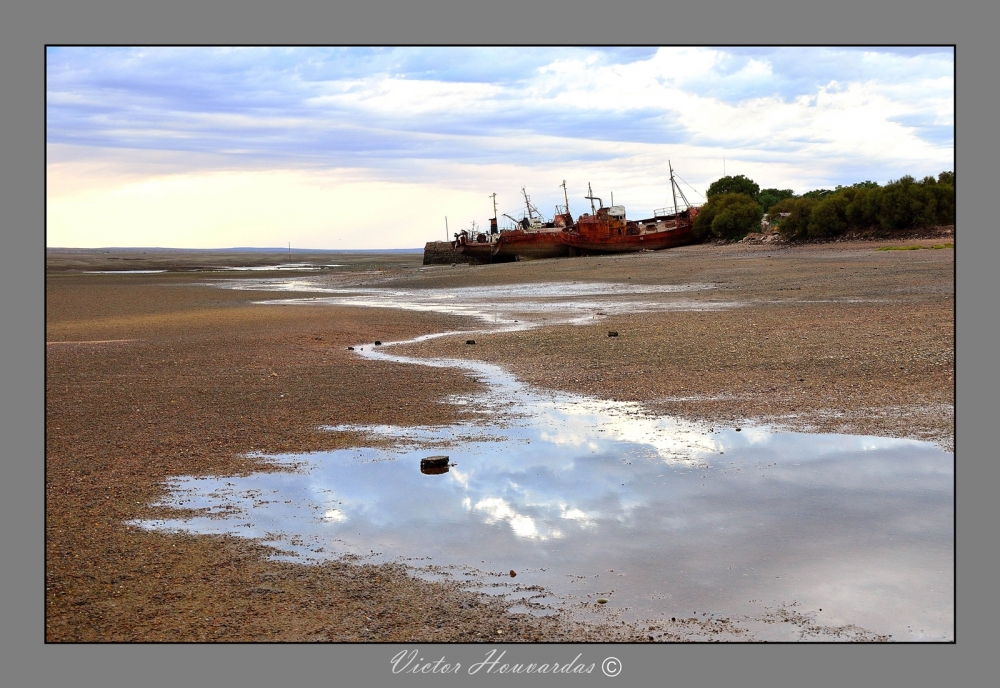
[489,192,499,235]
[585,182,602,214]
[560,179,571,217]
[669,160,679,218]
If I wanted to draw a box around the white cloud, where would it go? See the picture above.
[473,496,562,540]
[47,47,953,248]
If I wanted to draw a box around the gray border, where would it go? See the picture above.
[8,0,992,686]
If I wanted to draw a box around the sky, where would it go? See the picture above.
[46,46,954,249]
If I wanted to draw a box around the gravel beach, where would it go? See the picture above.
[46,234,953,642]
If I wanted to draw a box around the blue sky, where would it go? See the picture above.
[47,47,954,249]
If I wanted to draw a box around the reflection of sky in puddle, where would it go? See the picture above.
[85,269,168,274]
[138,343,953,641]
[218,278,732,324]
[214,263,344,271]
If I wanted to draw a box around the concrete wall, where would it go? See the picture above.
[422,241,475,265]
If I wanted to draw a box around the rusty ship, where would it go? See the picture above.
[454,185,571,263]
[564,162,698,256]
[452,163,698,263]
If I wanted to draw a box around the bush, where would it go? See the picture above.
[693,193,764,241]
[769,171,953,241]
[807,193,850,237]
[844,186,880,227]
[927,182,955,225]
[877,176,937,230]
[773,197,818,241]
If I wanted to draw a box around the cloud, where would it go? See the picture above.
[46,47,953,248]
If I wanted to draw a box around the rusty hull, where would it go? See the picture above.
[563,207,698,256]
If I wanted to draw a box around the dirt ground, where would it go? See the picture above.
[399,235,954,449]
[45,234,953,642]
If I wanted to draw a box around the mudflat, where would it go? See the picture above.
[45,235,953,641]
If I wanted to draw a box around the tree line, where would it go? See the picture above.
[691,172,954,242]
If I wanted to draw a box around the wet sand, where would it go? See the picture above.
[45,234,953,641]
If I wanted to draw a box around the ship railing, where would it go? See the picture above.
[655,207,694,220]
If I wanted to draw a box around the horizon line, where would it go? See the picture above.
[46,246,427,252]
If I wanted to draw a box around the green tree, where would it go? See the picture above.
[693,193,764,241]
[802,188,834,199]
[706,175,760,202]
[759,188,796,213]
[937,170,954,186]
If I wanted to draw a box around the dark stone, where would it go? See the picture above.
[608,331,619,337]
[466,340,476,345]
[420,456,450,470]
[375,341,382,346]
[347,346,354,350]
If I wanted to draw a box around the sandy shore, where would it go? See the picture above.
[45,235,953,641]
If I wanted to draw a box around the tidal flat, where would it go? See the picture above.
[46,237,954,641]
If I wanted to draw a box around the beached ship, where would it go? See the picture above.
[451,164,698,263]
[454,186,571,263]
[563,162,698,256]
[492,183,573,261]
[452,216,515,264]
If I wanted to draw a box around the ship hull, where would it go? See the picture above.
[563,226,695,255]
[454,240,516,264]
[495,230,569,261]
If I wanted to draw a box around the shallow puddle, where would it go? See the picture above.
[223,278,734,325]
[214,263,344,271]
[138,330,953,641]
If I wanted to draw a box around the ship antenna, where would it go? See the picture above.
[561,179,571,218]
[588,182,595,214]
[669,160,679,218]
[489,192,497,221]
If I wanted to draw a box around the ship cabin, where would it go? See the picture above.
[576,205,641,238]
